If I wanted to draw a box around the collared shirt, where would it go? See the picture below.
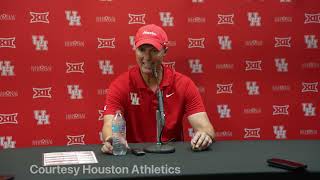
[104,65,205,143]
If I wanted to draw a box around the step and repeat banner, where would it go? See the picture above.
[0,0,319,149]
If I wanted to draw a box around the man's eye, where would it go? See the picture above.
[151,49,158,54]
[138,47,145,52]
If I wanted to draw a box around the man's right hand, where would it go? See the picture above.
[101,136,113,154]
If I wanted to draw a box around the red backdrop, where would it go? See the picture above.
[0,0,319,149]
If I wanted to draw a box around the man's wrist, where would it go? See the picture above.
[104,136,112,143]
[205,132,215,142]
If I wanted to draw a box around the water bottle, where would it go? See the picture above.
[112,110,127,155]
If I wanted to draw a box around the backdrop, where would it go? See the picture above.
[1,0,319,149]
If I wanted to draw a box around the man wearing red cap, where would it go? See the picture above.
[101,24,215,154]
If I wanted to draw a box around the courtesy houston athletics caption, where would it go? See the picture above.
[30,164,181,176]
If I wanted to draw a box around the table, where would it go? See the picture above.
[1,140,320,179]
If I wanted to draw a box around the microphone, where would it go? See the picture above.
[152,64,165,127]
[143,64,175,154]
[152,64,158,79]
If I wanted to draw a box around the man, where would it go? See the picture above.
[101,24,215,154]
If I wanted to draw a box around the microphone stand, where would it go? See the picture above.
[143,66,175,154]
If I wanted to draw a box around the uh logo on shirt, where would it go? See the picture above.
[130,92,140,105]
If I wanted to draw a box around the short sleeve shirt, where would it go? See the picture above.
[104,65,205,143]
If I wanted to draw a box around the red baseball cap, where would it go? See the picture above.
[134,24,168,51]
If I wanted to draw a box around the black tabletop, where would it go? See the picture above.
[1,140,320,179]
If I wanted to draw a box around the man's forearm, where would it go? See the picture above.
[102,115,113,141]
[102,124,112,141]
[188,112,216,141]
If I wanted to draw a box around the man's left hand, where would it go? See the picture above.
[191,131,213,151]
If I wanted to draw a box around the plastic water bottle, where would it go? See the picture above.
[112,110,127,155]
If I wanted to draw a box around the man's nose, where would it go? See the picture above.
[143,51,152,61]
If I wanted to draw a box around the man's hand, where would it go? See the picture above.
[101,136,113,154]
[101,136,130,154]
[188,112,215,151]
[191,131,213,151]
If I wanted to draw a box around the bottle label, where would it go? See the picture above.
[112,125,120,133]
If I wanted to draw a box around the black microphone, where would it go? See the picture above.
[152,65,165,126]
[152,65,164,142]
[143,64,175,154]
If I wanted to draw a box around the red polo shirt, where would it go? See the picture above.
[104,65,205,143]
